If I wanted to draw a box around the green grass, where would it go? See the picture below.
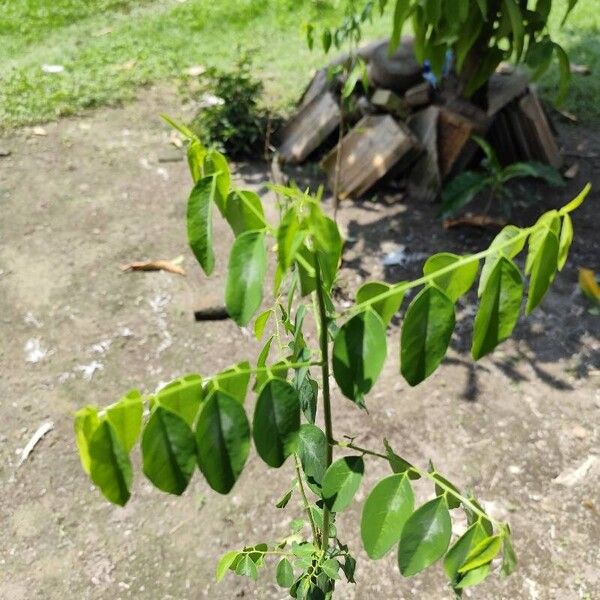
[0,0,598,128]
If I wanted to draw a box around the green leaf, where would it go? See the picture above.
[361,473,414,559]
[235,554,258,580]
[478,225,526,296]
[320,558,340,580]
[500,528,518,576]
[106,390,143,453]
[474,0,488,18]
[278,208,306,271]
[196,391,250,494]
[187,139,206,183]
[253,379,301,468]
[555,214,573,273]
[207,361,251,404]
[298,374,318,424]
[254,309,272,340]
[389,0,411,53]
[458,535,502,573]
[430,469,462,509]
[400,286,455,386]
[311,212,343,292]
[225,230,267,326]
[439,171,489,219]
[464,47,504,97]
[526,36,555,80]
[384,439,420,480]
[322,456,364,512]
[398,496,452,576]
[203,150,230,214]
[187,175,217,275]
[322,28,332,53]
[554,42,571,105]
[423,253,479,302]
[561,184,589,214]
[295,244,317,296]
[224,189,266,236]
[160,113,196,141]
[525,229,559,315]
[356,281,405,324]
[277,558,295,588]
[472,256,523,360]
[276,487,294,509]
[501,162,564,187]
[141,406,197,495]
[216,550,239,582]
[444,522,488,586]
[89,420,133,506]
[456,564,491,588]
[332,309,387,406]
[502,0,524,60]
[74,406,100,476]
[297,424,328,494]
[156,374,203,427]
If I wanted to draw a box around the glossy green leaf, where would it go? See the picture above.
[444,522,488,586]
[384,439,421,480]
[187,175,217,275]
[502,0,524,60]
[361,474,414,559]
[74,406,100,475]
[196,391,250,494]
[525,211,560,275]
[203,150,230,214]
[253,379,301,468]
[276,558,295,588]
[400,286,455,386]
[478,225,526,296]
[106,389,143,453]
[472,256,523,360]
[235,554,258,580]
[278,208,306,270]
[311,213,343,292]
[561,184,589,214]
[430,469,462,509]
[389,0,412,53]
[216,550,239,582]
[557,214,573,271]
[225,230,267,326]
[398,495,452,576]
[156,374,203,427]
[458,535,502,573]
[89,420,133,506]
[141,406,197,495]
[225,189,266,236]
[187,139,206,183]
[295,244,317,296]
[297,424,329,494]
[356,281,405,325]
[332,309,387,406]
[254,309,272,340]
[423,253,479,302]
[526,228,559,315]
[456,563,491,588]
[320,558,340,580]
[207,361,251,404]
[322,456,364,512]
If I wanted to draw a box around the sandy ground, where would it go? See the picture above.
[0,87,599,600]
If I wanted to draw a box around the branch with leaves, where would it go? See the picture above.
[74,116,589,598]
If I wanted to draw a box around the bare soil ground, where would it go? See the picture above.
[0,87,599,600]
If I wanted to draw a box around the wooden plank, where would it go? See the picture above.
[406,106,441,202]
[437,108,478,178]
[487,71,529,116]
[279,91,341,164]
[370,88,410,119]
[405,82,431,108]
[517,89,563,169]
[321,115,417,199]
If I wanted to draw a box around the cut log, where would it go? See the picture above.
[299,69,330,108]
[405,82,431,108]
[407,106,441,202]
[437,108,480,179]
[279,91,341,164]
[370,89,410,119]
[321,115,417,199]
[517,89,563,169]
[368,38,422,93]
[487,71,529,116]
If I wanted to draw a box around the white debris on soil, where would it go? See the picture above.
[91,339,112,354]
[24,312,43,328]
[156,166,169,181]
[75,361,104,381]
[553,455,598,487]
[149,292,172,355]
[382,244,428,267]
[24,338,51,363]
[41,64,65,73]
[118,326,134,338]
[17,421,54,466]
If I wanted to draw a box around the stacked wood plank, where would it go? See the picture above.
[277,38,563,200]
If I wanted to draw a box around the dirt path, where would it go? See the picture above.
[0,88,598,600]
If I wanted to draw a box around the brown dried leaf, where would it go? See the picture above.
[443,214,506,230]
[121,259,186,276]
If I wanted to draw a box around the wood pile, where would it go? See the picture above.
[277,38,563,200]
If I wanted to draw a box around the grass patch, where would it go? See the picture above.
[0,0,598,128]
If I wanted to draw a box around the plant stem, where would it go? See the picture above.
[295,454,320,546]
[314,255,334,552]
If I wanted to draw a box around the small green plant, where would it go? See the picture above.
[188,54,269,158]
[439,136,565,219]
[74,114,589,598]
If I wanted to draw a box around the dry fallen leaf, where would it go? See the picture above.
[443,214,506,230]
[564,163,579,179]
[121,259,185,276]
[32,126,47,136]
[169,130,183,148]
[557,108,578,123]
[570,63,591,75]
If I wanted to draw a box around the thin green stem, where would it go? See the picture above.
[204,360,322,384]
[314,255,334,552]
[295,454,320,546]
[332,440,503,529]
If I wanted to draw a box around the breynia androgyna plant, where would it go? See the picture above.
[74,115,589,597]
